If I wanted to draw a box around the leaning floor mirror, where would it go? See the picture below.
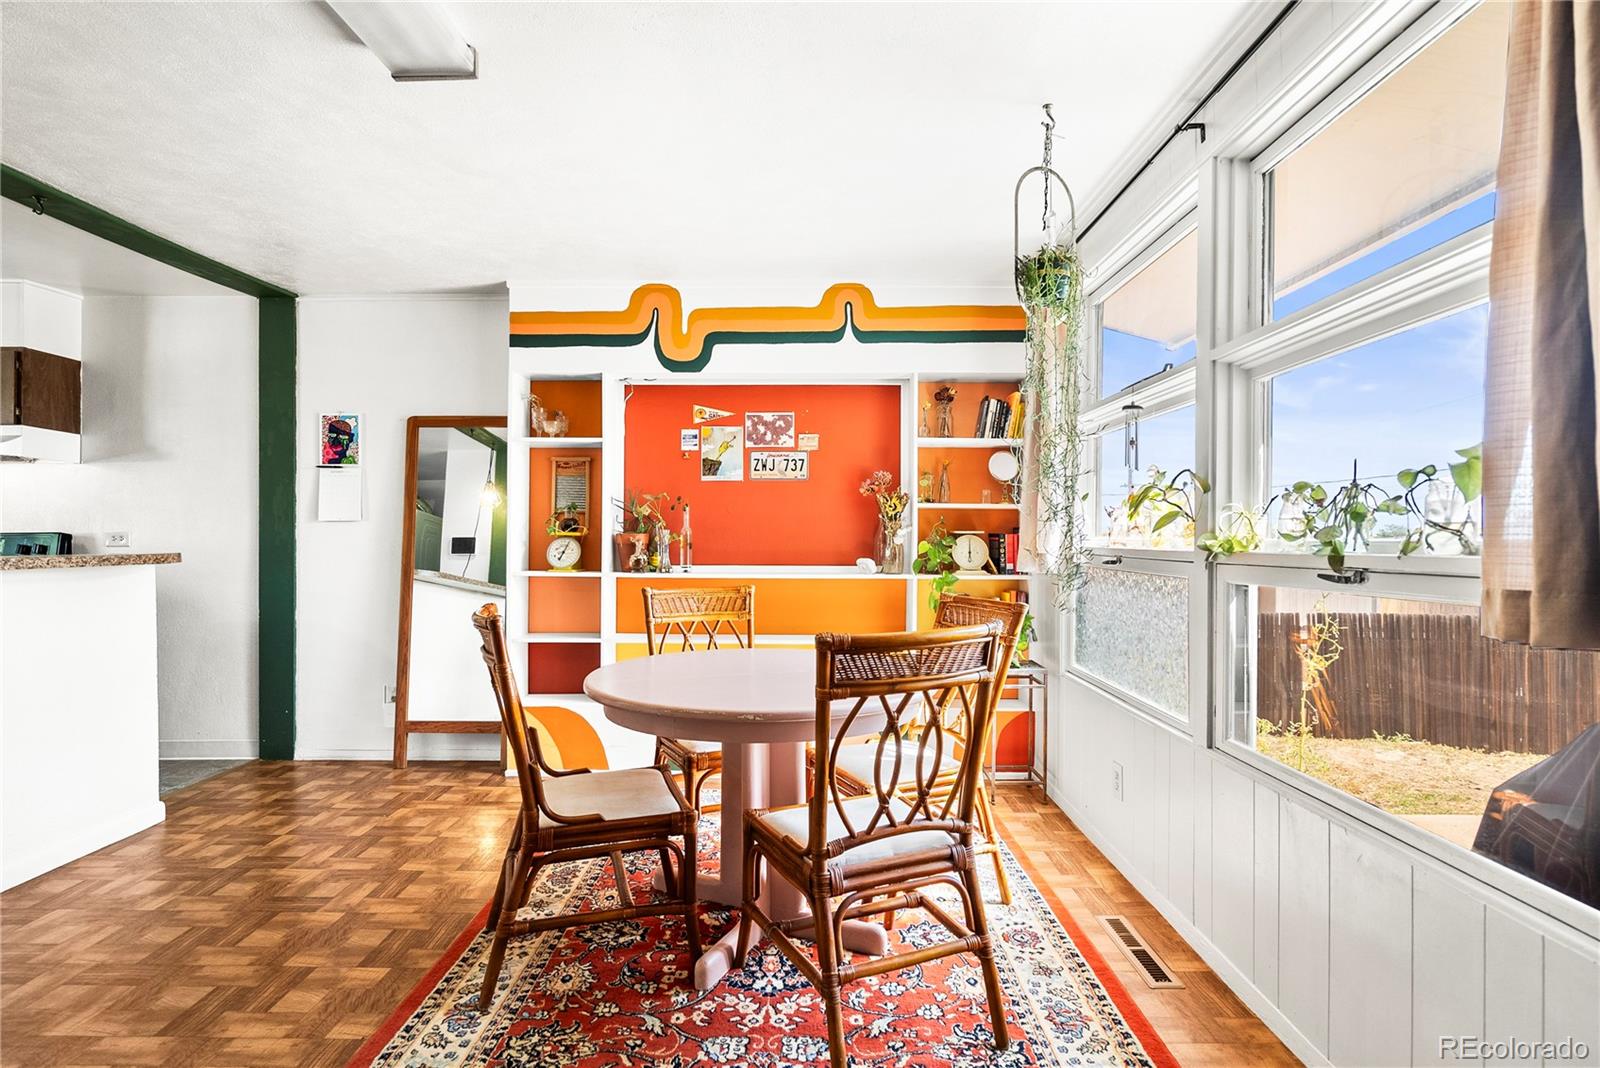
[393,415,509,767]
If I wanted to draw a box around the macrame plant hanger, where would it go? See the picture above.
[1012,103,1079,299]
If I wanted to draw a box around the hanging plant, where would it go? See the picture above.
[1015,105,1092,594]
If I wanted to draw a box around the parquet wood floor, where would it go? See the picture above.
[1,761,1297,1067]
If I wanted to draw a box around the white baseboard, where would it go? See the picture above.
[159,739,260,759]
[1,800,166,892]
[295,743,501,761]
[1049,785,1330,1068]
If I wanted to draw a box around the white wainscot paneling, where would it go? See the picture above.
[1210,760,1255,969]
[1253,782,1281,1003]
[1277,794,1331,1055]
[1543,937,1600,1068]
[1484,906,1543,1066]
[1329,820,1414,1067]
[1412,866,1485,1067]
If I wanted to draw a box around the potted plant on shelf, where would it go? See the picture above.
[1123,467,1209,549]
[913,520,960,611]
[1397,443,1482,557]
[1196,505,1264,561]
[614,491,677,573]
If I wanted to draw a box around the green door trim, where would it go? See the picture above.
[3,163,300,760]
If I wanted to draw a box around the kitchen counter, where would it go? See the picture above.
[0,552,181,571]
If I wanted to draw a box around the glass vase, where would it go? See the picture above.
[874,515,904,573]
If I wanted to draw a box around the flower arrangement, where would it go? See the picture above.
[859,470,910,527]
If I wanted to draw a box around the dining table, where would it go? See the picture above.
[583,647,891,991]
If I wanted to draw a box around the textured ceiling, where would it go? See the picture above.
[0,1,1251,295]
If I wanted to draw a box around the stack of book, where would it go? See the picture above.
[985,528,1023,574]
[973,391,1024,439]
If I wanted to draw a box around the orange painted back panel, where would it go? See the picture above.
[616,577,907,635]
[917,379,1022,438]
[528,577,601,634]
[529,446,603,572]
[623,384,901,565]
[526,379,603,437]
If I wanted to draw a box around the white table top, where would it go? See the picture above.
[584,648,884,744]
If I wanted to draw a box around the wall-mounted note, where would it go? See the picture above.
[679,429,699,451]
[317,465,363,521]
[750,451,809,480]
[797,433,819,451]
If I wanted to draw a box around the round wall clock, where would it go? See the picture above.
[546,535,583,571]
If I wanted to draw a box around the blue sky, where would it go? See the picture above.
[1098,190,1493,522]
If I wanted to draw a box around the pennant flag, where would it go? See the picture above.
[692,405,733,424]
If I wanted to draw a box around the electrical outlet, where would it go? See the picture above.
[105,532,130,549]
[383,685,397,704]
[1111,760,1125,801]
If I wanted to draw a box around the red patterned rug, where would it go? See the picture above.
[350,811,1177,1067]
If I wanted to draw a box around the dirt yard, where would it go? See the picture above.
[1255,731,1542,815]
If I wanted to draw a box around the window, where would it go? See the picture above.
[1095,404,1196,541]
[1264,2,1509,319]
[1098,230,1198,397]
[1224,581,1600,911]
[1266,303,1488,527]
[1073,565,1190,721]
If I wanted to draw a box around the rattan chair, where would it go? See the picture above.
[643,585,755,812]
[471,604,700,1008]
[734,623,1011,1068]
[832,593,1027,905]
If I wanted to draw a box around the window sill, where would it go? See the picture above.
[1216,548,1481,579]
[1063,665,1192,737]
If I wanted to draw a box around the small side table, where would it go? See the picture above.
[987,660,1048,792]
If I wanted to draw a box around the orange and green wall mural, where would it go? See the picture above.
[509,282,1026,372]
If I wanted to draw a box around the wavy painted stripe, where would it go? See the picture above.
[510,283,1025,371]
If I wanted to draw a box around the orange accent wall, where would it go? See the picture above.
[527,643,600,694]
[528,577,601,634]
[623,385,901,565]
[529,446,603,571]
[527,379,603,437]
[616,577,907,635]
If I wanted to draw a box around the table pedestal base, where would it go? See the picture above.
[658,739,891,990]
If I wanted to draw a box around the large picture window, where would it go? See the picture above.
[1097,229,1197,398]
[1224,580,1600,911]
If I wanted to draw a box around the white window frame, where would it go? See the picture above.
[1089,209,1201,404]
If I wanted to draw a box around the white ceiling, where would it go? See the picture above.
[0,1,1253,296]
[0,199,237,296]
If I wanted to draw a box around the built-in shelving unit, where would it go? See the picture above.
[507,355,1036,773]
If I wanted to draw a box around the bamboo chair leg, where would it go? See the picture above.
[813,889,848,1068]
[657,847,679,896]
[484,815,523,933]
[681,823,702,961]
[610,851,634,907]
[975,787,1012,905]
[479,849,537,1006]
[960,861,1011,1051]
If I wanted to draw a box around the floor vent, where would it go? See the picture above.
[1096,915,1185,989]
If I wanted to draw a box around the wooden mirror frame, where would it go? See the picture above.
[393,414,509,768]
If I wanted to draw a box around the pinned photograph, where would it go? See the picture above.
[744,411,796,448]
[700,425,743,481]
[319,413,361,466]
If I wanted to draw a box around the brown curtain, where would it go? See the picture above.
[1482,0,1600,649]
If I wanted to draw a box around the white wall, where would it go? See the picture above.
[295,296,507,761]
[1050,2,1600,1065]
[0,292,260,758]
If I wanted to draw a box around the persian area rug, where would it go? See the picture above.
[350,816,1177,1067]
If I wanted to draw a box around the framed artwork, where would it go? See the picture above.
[700,425,743,481]
[744,411,796,448]
[320,413,361,466]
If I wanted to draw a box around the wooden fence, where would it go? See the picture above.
[1256,612,1599,755]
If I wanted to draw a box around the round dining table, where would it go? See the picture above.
[583,647,890,991]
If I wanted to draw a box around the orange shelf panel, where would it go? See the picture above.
[529,446,603,572]
[527,576,601,634]
[917,379,1021,439]
[525,379,603,438]
[526,642,601,695]
[616,576,907,636]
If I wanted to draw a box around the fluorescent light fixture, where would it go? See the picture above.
[327,2,477,81]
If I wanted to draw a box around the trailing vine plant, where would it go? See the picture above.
[1124,467,1210,544]
[912,519,960,611]
[1018,239,1091,592]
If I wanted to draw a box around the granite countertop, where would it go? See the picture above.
[414,569,506,596]
[0,552,182,572]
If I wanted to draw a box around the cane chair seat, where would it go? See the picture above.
[831,743,962,790]
[669,736,721,754]
[751,796,959,870]
[543,767,688,822]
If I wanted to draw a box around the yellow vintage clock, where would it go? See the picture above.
[951,532,996,576]
[545,506,587,571]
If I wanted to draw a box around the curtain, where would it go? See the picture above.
[1482,0,1600,649]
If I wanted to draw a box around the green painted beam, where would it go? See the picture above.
[1,165,295,300]
[258,298,297,759]
[4,163,300,760]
